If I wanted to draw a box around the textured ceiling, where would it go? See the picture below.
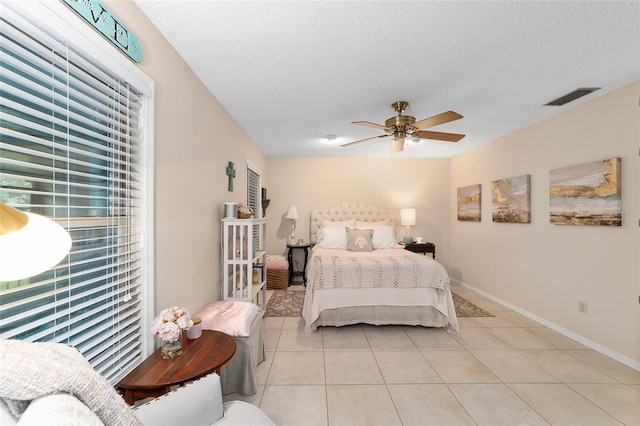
[134,1,639,158]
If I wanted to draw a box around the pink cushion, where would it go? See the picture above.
[267,260,288,270]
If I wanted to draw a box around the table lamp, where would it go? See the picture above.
[400,208,416,244]
[0,202,72,281]
[285,206,299,244]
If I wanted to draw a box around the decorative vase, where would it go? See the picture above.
[161,334,183,359]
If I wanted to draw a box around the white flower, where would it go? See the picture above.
[176,315,194,330]
[158,321,181,343]
[151,306,194,342]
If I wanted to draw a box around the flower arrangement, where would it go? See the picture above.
[237,202,253,218]
[151,306,194,343]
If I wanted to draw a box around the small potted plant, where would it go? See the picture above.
[237,202,253,219]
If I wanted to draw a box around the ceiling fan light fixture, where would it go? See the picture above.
[343,101,465,153]
[324,134,338,142]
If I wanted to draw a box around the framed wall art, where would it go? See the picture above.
[491,175,531,223]
[549,157,621,226]
[457,184,481,222]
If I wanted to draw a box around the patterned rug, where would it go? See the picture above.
[264,289,494,317]
[451,292,494,317]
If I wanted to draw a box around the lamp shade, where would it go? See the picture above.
[285,206,299,219]
[0,203,72,282]
[400,208,416,226]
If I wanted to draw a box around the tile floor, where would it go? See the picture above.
[223,283,640,425]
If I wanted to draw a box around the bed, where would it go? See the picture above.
[301,202,458,333]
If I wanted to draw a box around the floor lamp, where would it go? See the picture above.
[0,202,72,282]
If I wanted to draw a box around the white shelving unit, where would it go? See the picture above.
[221,218,267,310]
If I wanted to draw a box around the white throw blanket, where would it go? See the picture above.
[0,339,140,425]
[309,249,448,294]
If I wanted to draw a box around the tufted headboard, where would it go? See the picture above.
[310,202,396,244]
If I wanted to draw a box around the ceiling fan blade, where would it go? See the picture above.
[413,130,465,142]
[412,111,463,130]
[352,121,389,131]
[340,134,389,148]
[390,137,404,153]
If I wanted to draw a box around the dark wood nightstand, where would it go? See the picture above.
[404,242,436,259]
[286,243,311,286]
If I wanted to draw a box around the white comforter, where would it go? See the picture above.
[302,248,458,332]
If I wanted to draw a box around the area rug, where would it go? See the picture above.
[264,290,494,317]
[265,290,305,317]
[451,292,494,317]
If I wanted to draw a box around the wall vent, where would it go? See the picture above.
[544,87,601,106]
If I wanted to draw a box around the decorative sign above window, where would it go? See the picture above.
[63,0,143,63]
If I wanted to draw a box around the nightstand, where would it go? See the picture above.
[404,242,436,259]
[286,243,311,286]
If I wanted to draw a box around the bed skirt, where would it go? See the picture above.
[309,304,452,330]
[302,287,458,333]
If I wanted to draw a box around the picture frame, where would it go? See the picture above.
[549,157,621,226]
[253,263,265,285]
[491,175,531,223]
[457,184,481,222]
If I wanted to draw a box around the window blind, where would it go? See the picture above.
[246,163,261,251]
[246,166,260,218]
[0,3,147,383]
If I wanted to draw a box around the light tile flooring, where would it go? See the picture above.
[223,284,640,425]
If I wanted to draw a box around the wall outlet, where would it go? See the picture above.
[578,301,588,314]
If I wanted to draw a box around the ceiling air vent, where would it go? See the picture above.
[544,88,601,106]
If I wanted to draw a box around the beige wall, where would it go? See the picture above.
[451,81,640,366]
[104,1,267,315]
[265,158,451,265]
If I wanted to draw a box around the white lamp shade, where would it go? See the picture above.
[400,208,416,226]
[285,206,299,219]
[0,207,72,282]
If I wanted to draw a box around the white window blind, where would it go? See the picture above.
[0,3,147,383]
[246,165,260,218]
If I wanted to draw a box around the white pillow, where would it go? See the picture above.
[369,225,399,249]
[315,227,348,249]
[355,219,390,228]
[322,219,356,228]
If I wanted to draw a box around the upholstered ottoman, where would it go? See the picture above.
[266,255,288,290]
[195,301,265,396]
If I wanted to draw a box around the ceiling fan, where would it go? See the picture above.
[341,101,465,153]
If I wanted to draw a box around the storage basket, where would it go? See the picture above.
[266,268,288,290]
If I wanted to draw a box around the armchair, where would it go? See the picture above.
[0,340,274,426]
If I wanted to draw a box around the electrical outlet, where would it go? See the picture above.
[578,301,588,314]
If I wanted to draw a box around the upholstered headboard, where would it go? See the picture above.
[310,202,396,244]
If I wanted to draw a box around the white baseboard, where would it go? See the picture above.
[450,278,640,372]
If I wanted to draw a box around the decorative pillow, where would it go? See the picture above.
[355,219,390,228]
[368,225,399,249]
[315,227,348,249]
[346,228,373,252]
[322,219,356,228]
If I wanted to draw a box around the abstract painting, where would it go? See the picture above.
[457,184,481,222]
[492,175,531,223]
[549,157,621,226]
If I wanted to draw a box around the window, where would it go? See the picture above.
[0,1,154,384]
[246,161,261,218]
